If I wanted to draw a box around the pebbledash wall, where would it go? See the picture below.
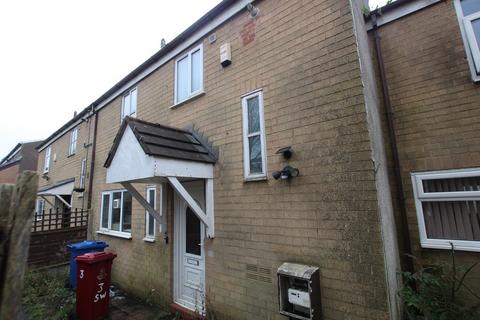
[36,118,93,211]
[370,0,480,299]
[88,0,397,319]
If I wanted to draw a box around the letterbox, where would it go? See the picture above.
[76,251,117,320]
[277,262,321,320]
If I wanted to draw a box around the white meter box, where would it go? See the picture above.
[277,263,321,320]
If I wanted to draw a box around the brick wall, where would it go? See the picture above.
[0,164,19,184]
[89,0,393,319]
[375,0,480,295]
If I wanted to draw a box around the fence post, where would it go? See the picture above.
[0,171,38,319]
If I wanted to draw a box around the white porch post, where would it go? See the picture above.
[206,178,214,238]
[121,182,162,222]
[167,177,209,225]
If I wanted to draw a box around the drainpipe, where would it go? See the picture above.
[87,104,98,239]
[372,13,414,273]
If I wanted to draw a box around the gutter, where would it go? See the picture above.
[371,13,414,273]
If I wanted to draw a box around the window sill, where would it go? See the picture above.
[244,175,268,182]
[143,237,155,243]
[421,240,480,253]
[170,91,205,109]
[96,230,132,240]
[67,153,76,158]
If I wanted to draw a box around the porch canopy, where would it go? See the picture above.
[37,178,75,208]
[104,117,216,238]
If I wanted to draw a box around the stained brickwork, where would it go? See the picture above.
[88,0,392,319]
[374,0,480,294]
[0,164,19,184]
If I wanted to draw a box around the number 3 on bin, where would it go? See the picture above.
[80,270,84,279]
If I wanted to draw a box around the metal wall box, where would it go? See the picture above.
[277,262,321,320]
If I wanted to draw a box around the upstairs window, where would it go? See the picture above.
[241,90,267,180]
[100,190,132,236]
[79,158,86,189]
[411,169,480,252]
[121,87,137,120]
[455,0,480,81]
[175,44,203,104]
[68,127,78,156]
[43,146,51,173]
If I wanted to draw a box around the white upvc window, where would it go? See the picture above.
[100,189,132,237]
[79,158,86,189]
[121,87,137,120]
[35,198,44,221]
[68,127,78,156]
[43,146,51,173]
[241,89,267,180]
[454,0,480,81]
[411,168,480,252]
[145,186,157,241]
[174,44,203,104]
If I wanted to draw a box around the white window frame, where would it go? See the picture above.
[174,43,204,104]
[43,146,51,174]
[121,87,138,120]
[99,189,132,238]
[144,186,157,241]
[35,198,44,221]
[241,89,267,180]
[454,0,480,81]
[411,168,480,252]
[79,158,86,189]
[68,127,78,156]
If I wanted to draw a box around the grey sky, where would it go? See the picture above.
[0,0,390,158]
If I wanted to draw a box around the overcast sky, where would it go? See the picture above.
[0,0,390,158]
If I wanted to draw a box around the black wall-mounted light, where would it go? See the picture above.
[275,146,293,159]
[272,165,300,181]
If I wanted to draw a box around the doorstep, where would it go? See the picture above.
[170,303,205,320]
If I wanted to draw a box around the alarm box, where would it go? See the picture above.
[277,263,321,320]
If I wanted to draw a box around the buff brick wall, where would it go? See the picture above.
[374,0,480,296]
[37,119,93,211]
[88,0,392,319]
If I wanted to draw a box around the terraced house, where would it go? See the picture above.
[34,0,480,319]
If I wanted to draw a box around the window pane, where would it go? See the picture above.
[101,194,110,229]
[123,94,130,118]
[185,207,201,256]
[422,176,480,193]
[461,0,480,16]
[472,19,480,50]
[147,189,155,237]
[130,89,137,116]
[191,49,202,93]
[122,192,132,232]
[177,56,189,102]
[111,192,121,231]
[422,201,480,241]
[248,135,263,174]
[247,96,260,134]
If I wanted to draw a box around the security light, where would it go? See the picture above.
[272,166,300,181]
[246,3,259,17]
[275,146,293,159]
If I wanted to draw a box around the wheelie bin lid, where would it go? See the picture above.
[76,251,117,264]
[66,240,108,251]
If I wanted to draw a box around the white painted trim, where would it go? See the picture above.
[121,182,162,221]
[454,0,480,82]
[68,127,78,156]
[168,177,209,226]
[205,178,214,238]
[174,43,204,105]
[99,189,133,235]
[35,198,45,221]
[169,91,205,109]
[143,237,155,243]
[37,180,75,196]
[366,0,441,30]
[411,168,480,252]
[463,11,480,74]
[155,158,214,179]
[55,194,72,208]
[79,158,86,189]
[241,90,268,180]
[96,229,132,240]
[38,0,252,152]
[120,87,138,121]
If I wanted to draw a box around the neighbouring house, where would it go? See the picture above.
[33,0,480,319]
[0,140,42,184]
[366,0,480,301]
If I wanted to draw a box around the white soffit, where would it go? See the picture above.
[37,181,74,196]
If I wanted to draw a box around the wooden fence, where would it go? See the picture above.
[28,209,89,268]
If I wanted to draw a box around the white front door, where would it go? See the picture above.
[174,181,205,313]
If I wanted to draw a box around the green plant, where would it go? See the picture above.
[398,246,480,320]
